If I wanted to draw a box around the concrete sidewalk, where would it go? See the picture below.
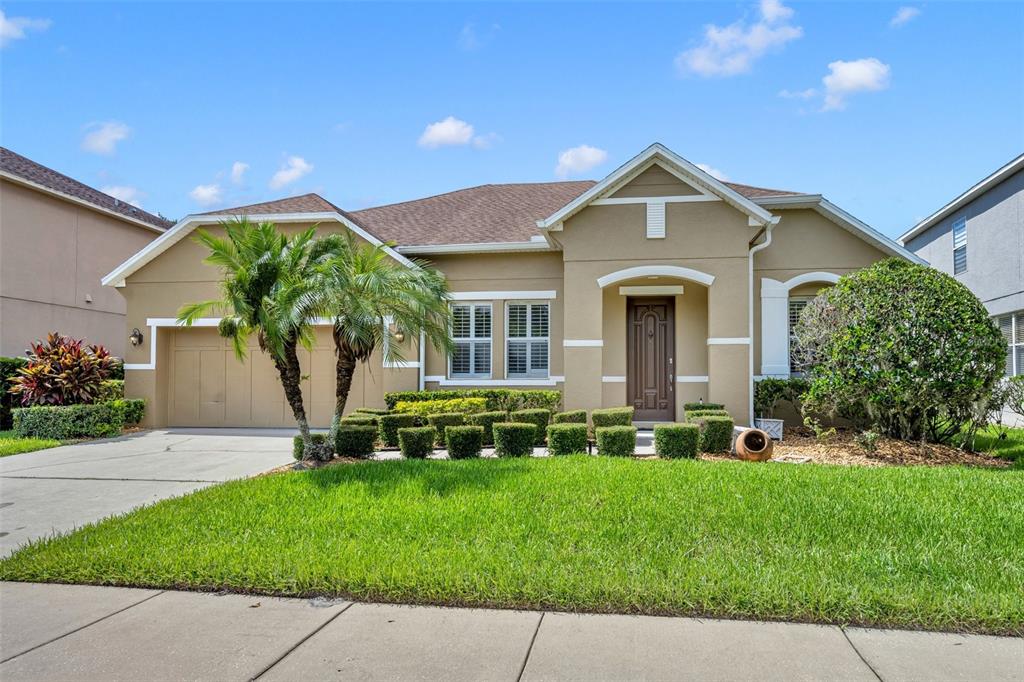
[1,583,1020,681]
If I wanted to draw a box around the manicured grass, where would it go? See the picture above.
[0,430,61,457]
[2,457,1022,634]
[972,425,1024,467]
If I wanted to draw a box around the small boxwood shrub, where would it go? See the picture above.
[355,407,389,416]
[591,407,634,428]
[596,425,637,457]
[14,402,123,440]
[683,402,724,412]
[690,415,735,453]
[341,415,377,426]
[385,389,560,413]
[493,422,536,457]
[393,397,487,417]
[427,412,465,445]
[466,411,507,445]
[446,425,484,459]
[654,423,699,459]
[293,433,329,460]
[398,426,435,458]
[335,425,377,458]
[546,423,588,455]
[552,409,587,424]
[510,408,551,444]
[112,398,145,425]
[379,413,417,447]
[685,409,730,419]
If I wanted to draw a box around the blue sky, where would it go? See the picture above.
[2,1,1022,238]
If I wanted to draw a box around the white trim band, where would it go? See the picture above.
[450,290,557,301]
[601,375,626,383]
[707,337,751,345]
[424,376,564,387]
[597,265,715,288]
[563,339,603,347]
[383,361,421,369]
[676,375,710,383]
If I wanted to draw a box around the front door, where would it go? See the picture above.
[627,297,675,421]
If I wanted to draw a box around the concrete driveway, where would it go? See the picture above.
[0,429,294,557]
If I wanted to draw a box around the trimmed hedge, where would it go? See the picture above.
[689,415,735,453]
[683,402,724,412]
[335,425,377,458]
[355,407,390,416]
[446,425,484,459]
[293,433,329,460]
[341,415,377,426]
[552,409,587,424]
[0,356,28,430]
[591,407,634,428]
[98,379,125,401]
[596,425,637,457]
[466,411,508,445]
[493,422,535,457]
[14,402,124,439]
[510,408,551,445]
[546,423,588,455]
[379,413,417,447]
[654,423,700,459]
[398,426,435,459]
[385,389,560,413]
[685,409,730,419]
[427,413,465,446]
[394,397,488,417]
[112,399,145,425]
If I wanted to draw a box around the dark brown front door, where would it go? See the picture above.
[627,297,675,422]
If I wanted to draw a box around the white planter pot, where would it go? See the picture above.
[754,418,784,441]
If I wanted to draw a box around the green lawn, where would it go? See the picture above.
[2,457,1021,634]
[971,425,1024,467]
[0,430,61,457]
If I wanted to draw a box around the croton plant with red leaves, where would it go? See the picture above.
[9,332,118,406]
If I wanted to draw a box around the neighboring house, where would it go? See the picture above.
[0,147,172,358]
[103,143,921,428]
[899,153,1024,380]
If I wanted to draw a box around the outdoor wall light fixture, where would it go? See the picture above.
[129,328,144,346]
[393,329,406,343]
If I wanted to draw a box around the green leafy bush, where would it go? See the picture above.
[341,415,377,426]
[591,407,633,428]
[379,413,417,447]
[355,407,390,416]
[10,333,118,407]
[596,425,636,457]
[393,397,487,417]
[753,378,809,418]
[553,409,587,424]
[546,423,588,455]
[426,413,465,445]
[510,408,551,444]
[445,425,484,459]
[1005,376,1024,420]
[335,425,377,458]
[685,409,729,419]
[293,433,329,460]
[654,423,699,459]
[0,356,28,430]
[112,399,145,425]
[14,402,124,439]
[98,379,125,401]
[466,411,508,445]
[689,415,734,453]
[683,402,724,412]
[492,422,535,457]
[792,259,1006,444]
[398,426,435,459]
[385,389,560,413]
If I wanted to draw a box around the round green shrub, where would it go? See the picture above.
[293,433,329,460]
[552,409,587,424]
[446,425,484,459]
[426,412,466,446]
[510,408,551,444]
[492,422,536,457]
[335,425,377,458]
[466,410,508,445]
[683,402,724,412]
[654,423,699,459]
[379,413,417,447]
[596,425,637,457]
[546,423,588,455]
[398,426,436,459]
[691,415,734,453]
[341,415,377,426]
[591,407,634,428]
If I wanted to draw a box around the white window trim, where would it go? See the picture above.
[760,273,842,377]
[788,296,813,376]
[998,311,1023,377]
[505,301,551,380]
[449,302,492,380]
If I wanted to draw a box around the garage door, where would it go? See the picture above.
[168,327,383,427]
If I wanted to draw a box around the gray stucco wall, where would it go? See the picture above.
[905,168,1024,316]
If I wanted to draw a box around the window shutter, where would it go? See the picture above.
[646,201,666,239]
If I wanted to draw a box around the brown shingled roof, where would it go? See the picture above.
[204,192,342,216]
[0,147,173,231]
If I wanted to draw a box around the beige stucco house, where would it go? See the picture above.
[1,147,171,357]
[102,143,922,428]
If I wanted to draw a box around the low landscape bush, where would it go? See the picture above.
[654,423,699,459]
[510,408,551,444]
[398,427,435,458]
[427,413,466,445]
[393,397,487,417]
[685,409,729,419]
[753,378,809,418]
[112,399,145,425]
[379,413,417,447]
[466,411,507,445]
[14,402,124,440]
[683,402,724,412]
[546,423,588,455]
[355,407,390,416]
[385,389,560,413]
[689,415,735,453]
[293,433,329,460]
[446,425,484,459]
[591,407,633,428]
[10,332,118,407]
[335,425,377,458]
[98,379,125,401]
[493,422,535,457]
[341,415,377,426]
[552,409,587,424]
[0,356,28,430]
[596,425,637,456]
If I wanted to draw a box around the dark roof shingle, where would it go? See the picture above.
[0,147,173,231]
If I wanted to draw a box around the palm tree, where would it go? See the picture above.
[177,218,340,459]
[319,233,451,441]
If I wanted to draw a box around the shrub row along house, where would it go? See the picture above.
[102,143,922,428]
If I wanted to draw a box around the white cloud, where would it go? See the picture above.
[675,0,803,78]
[890,6,921,27]
[81,121,131,155]
[696,163,729,182]
[102,185,143,208]
[0,10,51,48]
[230,161,249,185]
[778,87,817,99]
[822,58,891,111]
[189,183,223,207]
[269,156,313,189]
[472,132,501,150]
[418,116,475,148]
[555,145,608,179]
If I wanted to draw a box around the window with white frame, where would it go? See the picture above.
[450,303,491,378]
[788,296,811,373]
[952,217,967,275]
[996,310,1023,377]
[506,302,549,378]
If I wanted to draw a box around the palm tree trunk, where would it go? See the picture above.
[273,341,318,459]
[330,329,359,444]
